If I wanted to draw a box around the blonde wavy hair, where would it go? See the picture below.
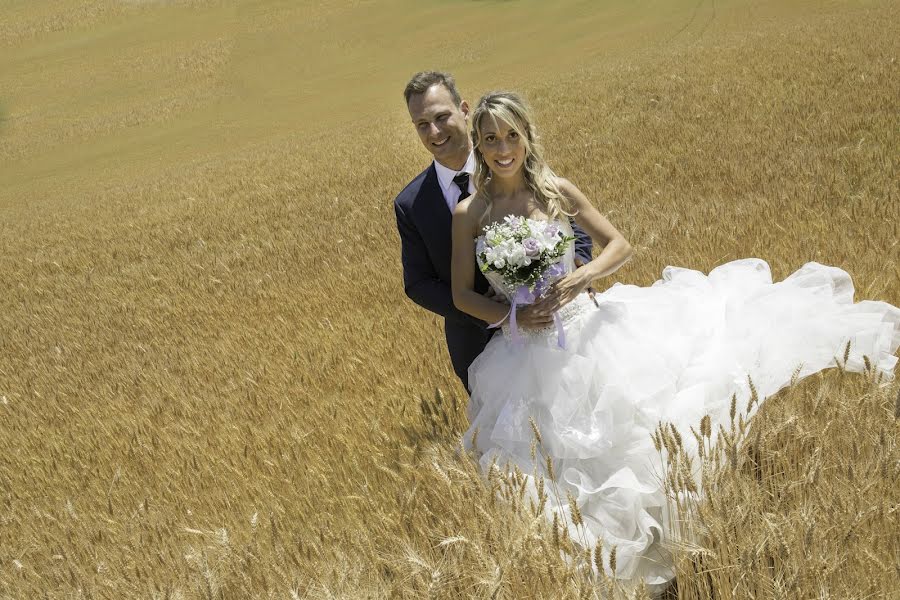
[470,91,575,221]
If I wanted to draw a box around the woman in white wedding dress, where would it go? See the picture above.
[450,91,900,590]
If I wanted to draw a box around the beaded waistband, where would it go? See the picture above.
[500,293,595,344]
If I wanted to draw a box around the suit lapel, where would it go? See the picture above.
[413,164,487,293]
[424,164,452,225]
[413,165,452,256]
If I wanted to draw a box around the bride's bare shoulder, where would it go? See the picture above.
[553,176,579,195]
[553,176,592,208]
[453,193,490,227]
[455,192,487,212]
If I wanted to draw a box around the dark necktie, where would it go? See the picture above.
[453,172,470,198]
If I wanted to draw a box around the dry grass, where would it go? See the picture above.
[658,368,900,599]
[1,0,898,598]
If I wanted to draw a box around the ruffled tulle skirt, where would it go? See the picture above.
[463,259,900,587]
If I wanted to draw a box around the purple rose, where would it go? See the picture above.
[522,237,541,257]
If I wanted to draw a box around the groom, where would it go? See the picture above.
[393,71,594,392]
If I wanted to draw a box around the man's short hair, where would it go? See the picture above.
[403,71,462,106]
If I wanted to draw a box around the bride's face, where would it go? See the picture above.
[478,116,527,179]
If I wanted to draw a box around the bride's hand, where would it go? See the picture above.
[484,287,509,305]
[574,256,600,306]
[532,268,592,316]
[515,304,556,329]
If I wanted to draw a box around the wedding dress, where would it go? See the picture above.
[463,219,900,587]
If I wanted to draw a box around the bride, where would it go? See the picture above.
[450,91,900,589]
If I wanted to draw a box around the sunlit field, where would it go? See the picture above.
[1,0,898,598]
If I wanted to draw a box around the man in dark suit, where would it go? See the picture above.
[393,71,593,392]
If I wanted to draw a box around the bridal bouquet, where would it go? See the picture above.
[476,216,575,347]
[477,215,574,293]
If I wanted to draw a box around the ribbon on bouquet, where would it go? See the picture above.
[489,262,567,349]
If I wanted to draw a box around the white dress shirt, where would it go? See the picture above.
[433,152,476,212]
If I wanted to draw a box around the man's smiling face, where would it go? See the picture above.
[407,84,470,169]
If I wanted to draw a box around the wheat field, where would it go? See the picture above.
[1,0,899,598]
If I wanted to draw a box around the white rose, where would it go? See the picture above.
[515,249,527,265]
[529,220,547,234]
[499,240,517,259]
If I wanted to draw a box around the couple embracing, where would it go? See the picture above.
[392,71,900,588]
[393,71,622,392]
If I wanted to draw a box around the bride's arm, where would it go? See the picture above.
[564,178,633,279]
[533,179,633,314]
[450,197,513,326]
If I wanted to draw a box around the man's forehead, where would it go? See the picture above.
[409,87,457,118]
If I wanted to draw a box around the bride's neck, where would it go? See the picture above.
[487,172,528,198]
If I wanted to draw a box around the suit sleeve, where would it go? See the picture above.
[569,217,594,264]
[394,200,484,325]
